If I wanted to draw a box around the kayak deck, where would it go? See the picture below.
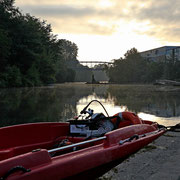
[0,123,165,180]
[0,120,158,160]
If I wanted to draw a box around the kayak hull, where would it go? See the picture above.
[0,122,165,180]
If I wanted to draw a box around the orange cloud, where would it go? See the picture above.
[15,0,180,42]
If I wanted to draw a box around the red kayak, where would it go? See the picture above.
[0,100,166,180]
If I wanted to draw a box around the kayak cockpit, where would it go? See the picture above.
[0,100,159,161]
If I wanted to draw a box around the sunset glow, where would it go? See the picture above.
[16,0,180,61]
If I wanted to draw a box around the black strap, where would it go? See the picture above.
[0,166,31,180]
[129,134,139,141]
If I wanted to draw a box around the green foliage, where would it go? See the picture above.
[107,48,180,83]
[59,39,78,62]
[107,48,148,83]
[0,29,11,68]
[0,0,78,87]
[24,64,41,86]
[66,68,76,82]
[145,61,164,82]
[163,60,180,80]
[0,65,22,87]
[55,39,78,83]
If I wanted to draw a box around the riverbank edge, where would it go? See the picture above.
[99,131,180,180]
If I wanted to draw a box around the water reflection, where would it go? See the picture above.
[0,84,180,127]
[138,112,180,126]
[77,95,127,116]
[107,85,180,126]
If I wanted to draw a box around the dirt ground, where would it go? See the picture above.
[99,131,180,180]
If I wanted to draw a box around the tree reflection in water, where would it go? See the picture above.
[0,84,180,127]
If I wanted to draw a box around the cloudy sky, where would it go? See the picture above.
[15,0,180,61]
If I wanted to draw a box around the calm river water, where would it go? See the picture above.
[0,83,180,127]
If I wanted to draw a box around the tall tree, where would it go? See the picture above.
[0,0,79,87]
[107,48,148,83]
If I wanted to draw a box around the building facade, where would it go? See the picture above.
[166,46,180,62]
[140,46,180,62]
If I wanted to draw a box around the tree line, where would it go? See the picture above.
[0,0,80,87]
[1,1,179,87]
[106,48,180,84]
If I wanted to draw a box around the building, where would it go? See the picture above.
[140,46,180,62]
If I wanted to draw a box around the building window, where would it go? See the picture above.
[166,49,173,60]
[175,48,180,61]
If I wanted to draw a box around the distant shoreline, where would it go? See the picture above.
[1,83,180,92]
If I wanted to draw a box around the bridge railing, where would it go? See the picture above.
[79,61,113,69]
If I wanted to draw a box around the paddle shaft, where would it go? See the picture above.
[48,136,106,154]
